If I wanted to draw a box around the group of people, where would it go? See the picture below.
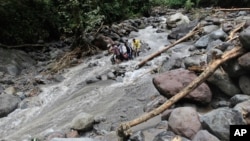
[108,38,141,64]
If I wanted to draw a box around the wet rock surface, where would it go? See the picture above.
[1,7,250,141]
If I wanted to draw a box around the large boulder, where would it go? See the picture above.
[153,68,212,105]
[71,112,94,131]
[168,107,201,139]
[153,131,190,141]
[91,34,114,50]
[167,13,190,27]
[234,100,250,124]
[239,26,250,50]
[201,107,245,141]
[192,130,220,141]
[222,59,247,78]
[230,94,250,107]
[207,69,241,96]
[239,75,250,95]
[0,94,21,117]
[168,20,198,40]
[0,48,36,76]
[238,52,250,70]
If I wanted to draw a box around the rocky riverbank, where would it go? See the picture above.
[1,7,250,141]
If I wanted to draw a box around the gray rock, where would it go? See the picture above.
[201,107,245,141]
[206,40,223,51]
[184,54,207,68]
[222,59,247,78]
[0,48,36,76]
[4,86,16,95]
[168,107,201,139]
[155,121,168,130]
[100,75,108,81]
[238,52,250,70]
[168,20,198,39]
[143,95,167,112]
[211,100,230,109]
[53,74,65,82]
[142,128,166,141]
[239,27,250,50]
[92,34,115,50]
[210,29,228,41]
[192,130,220,141]
[0,85,4,94]
[239,75,250,95]
[230,94,250,107]
[153,68,212,104]
[207,69,241,96]
[222,23,233,33]
[238,11,248,16]
[107,72,116,80]
[194,34,211,49]
[129,131,144,141]
[203,25,219,34]
[50,138,96,141]
[85,77,100,84]
[161,109,173,121]
[71,112,94,131]
[44,131,66,141]
[153,131,190,141]
[0,94,21,117]
[168,13,190,26]
[233,100,250,124]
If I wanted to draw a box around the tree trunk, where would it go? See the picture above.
[117,46,246,140]
[136,24,201,69]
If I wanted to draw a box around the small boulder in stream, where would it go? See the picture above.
[0,94,21,118]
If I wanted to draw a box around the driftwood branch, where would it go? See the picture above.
[188,22,245,73]
[214,8,250,12]
[227,21,246,40]
[0,43,45,49]
[117,46,246,140]
[117,21,247,140]
[136,23,201,69]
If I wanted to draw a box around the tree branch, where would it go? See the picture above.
[0,43,45,49]
[136,23,201,69]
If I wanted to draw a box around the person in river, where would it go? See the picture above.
[108,43,122,64]
[108,42,129,64]
[132,38,141,58]
[125,39,133,60]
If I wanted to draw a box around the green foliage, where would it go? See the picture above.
[185,0,194,11]
[0,0,59,44]
[0,0,151,45]
[2,0,249,46]
[150,0,169,6]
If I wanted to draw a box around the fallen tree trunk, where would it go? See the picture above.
[0,43,45,49]
[214,8,250,12]
[117,46,246,140]
[136,24,201,69]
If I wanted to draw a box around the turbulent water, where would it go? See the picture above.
[0,25,173,141]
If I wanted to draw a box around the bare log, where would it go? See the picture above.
[136,24,201,69]
[227,21,246,40]
[214,8,250,12]
[117,46,246,140]
[0,43,44,49]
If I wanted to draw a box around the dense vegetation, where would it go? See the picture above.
[0,0,249,46]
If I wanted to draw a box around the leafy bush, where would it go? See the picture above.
[0,0,59,45]
[185,0,194,11]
